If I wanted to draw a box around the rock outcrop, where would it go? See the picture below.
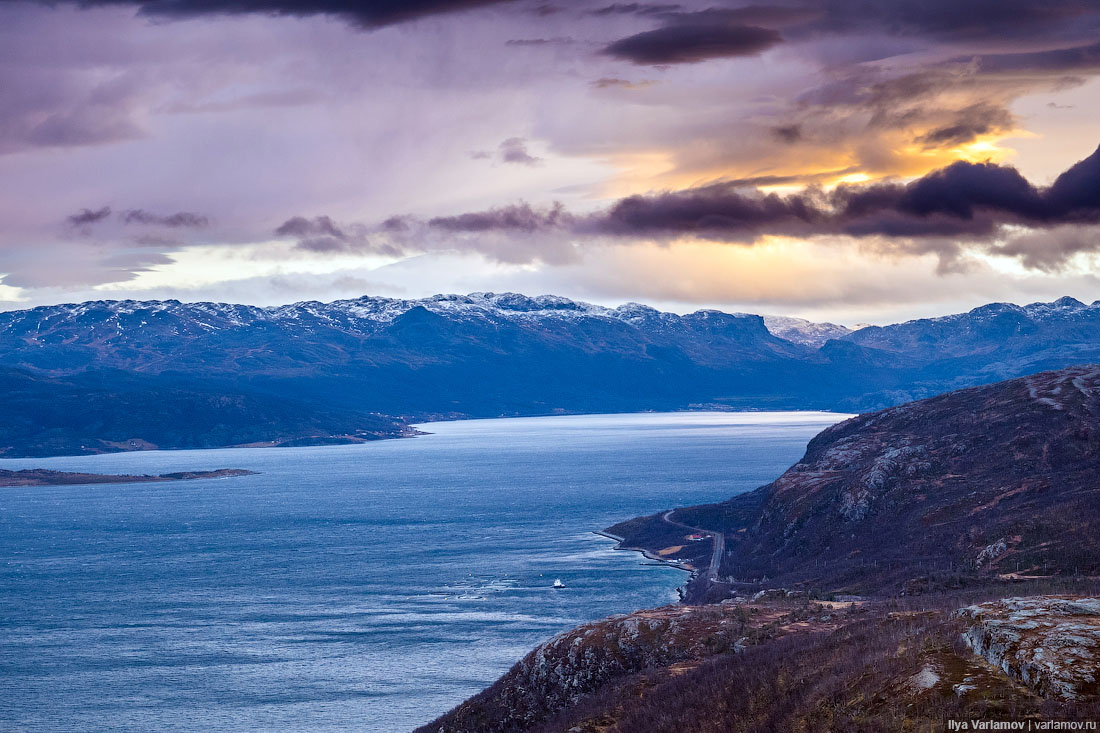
[421,598,849,733]
[958,596,1100,700]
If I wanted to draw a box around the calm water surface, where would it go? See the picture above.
[0,411,846,731]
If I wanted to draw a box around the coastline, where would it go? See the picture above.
[2,409,840,461]
[592,529,697,594]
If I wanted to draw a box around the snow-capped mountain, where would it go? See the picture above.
[0,291,760,342]
[2,292,1100,457]
[759,315,855,347]
[843,296,1100,362]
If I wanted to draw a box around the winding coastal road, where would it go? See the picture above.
[662,510,724,583]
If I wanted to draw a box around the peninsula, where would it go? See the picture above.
[0,468,256,487]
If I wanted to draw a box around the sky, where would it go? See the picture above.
[2,0,1100,324]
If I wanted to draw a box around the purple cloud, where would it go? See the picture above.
[603,22,782,65]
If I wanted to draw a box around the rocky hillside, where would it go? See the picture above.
[424,588,1100,733]
[614,364,1100,598]
[421,595,857,733]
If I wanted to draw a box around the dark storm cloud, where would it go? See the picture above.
[594,145,1100,240]
[596,184,822,237]
[24,0,512,28]
[812,0,1100,43]
[969,40,1100,75]
[398,144,1100,270]
[121,209,210,227]
[603,22,782,65]
[67,206,112,226]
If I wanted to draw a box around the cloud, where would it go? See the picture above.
[378,143,1100,271]
[589,77,653,89]
[121,209,210,228]
[913,103,1015,148]
[67,206,113,227]
[272,204,580,266]
[505,37,574,46]
[597,145,1100,241]
[590,3,682,17]
[29,0,513,29]
[0,243,175,289]
[66,206,210,230]
[603,22,782,65]
[498,137,541,165]
[470,137,543,165]
[275,215,346,238]
[994,225,1100,272]
[274,214,377,253]
[594,184,822,238]
[810,0,1100,44]
[428,202,569,232]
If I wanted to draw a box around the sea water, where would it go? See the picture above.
[0,411,846,731]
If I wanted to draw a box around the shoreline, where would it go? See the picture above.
[1,409,843,461]
[593,529,697,575]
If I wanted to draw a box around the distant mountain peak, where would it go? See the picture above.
[759,315,854,347]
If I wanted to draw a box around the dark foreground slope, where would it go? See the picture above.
[424,586,1100,733]
[616,364,1100,598]
[425,366,1100,732]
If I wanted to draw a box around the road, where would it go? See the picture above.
[662,509,724,583]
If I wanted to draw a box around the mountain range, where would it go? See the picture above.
[2,292,1100,456]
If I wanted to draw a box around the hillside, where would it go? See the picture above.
[612,364,1100,599]
[427,366,1100,732]
[0,367,405,457]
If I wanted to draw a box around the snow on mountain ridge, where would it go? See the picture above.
[5,292,762,334]
[4,294,1096,347]
[759,315,855,347]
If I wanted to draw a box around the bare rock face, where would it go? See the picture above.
[957,596,1100,700]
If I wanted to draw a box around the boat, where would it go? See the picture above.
[553,578,566,589]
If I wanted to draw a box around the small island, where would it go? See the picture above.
[0,468,256,487]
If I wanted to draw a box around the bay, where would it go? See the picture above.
[0,411,846,731]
